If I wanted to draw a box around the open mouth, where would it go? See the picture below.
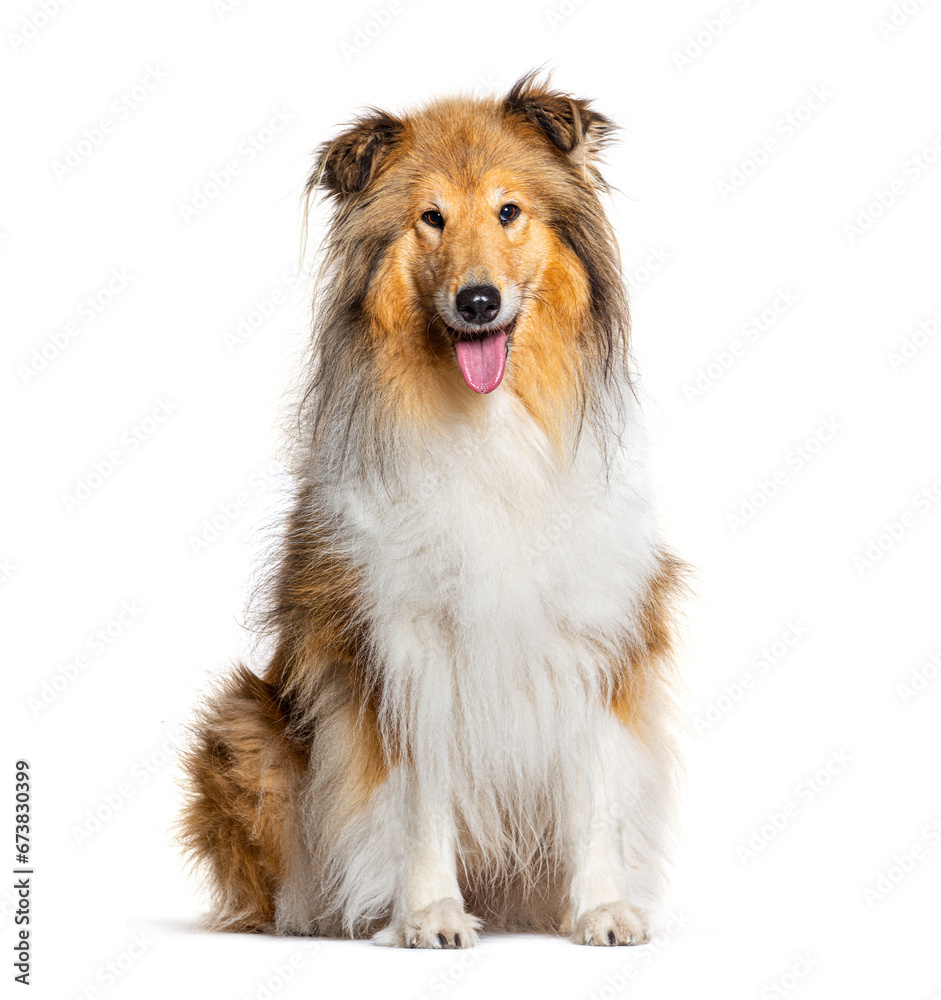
[447,317,517,394]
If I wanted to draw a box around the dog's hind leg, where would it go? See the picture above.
[178,665,306,932]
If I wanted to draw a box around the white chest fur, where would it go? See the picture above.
[326,393,660,807]
[283,390,676,934]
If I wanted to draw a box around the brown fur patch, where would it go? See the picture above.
[262,487,366,705]
[504,73,615,158]
[261,487,392,794]
[315,111,404,198]
[178,665,306,932]
[610,550,688,743]
[181,489,390,931]
[505,235,591,450]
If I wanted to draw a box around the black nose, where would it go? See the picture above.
[455,284,501,325]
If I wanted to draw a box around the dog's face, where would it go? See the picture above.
[408,161,552,393]
[309,75,621,436]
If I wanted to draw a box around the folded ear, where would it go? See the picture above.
[504,72,615,160]
[308,110,403,200]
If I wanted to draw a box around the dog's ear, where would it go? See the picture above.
[504,72,615,160]
[308,110,404,200]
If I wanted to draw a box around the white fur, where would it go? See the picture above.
[278,384,677,941]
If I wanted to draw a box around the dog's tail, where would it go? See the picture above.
[178,664,305,932]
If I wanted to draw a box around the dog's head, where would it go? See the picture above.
[307,73,625,443]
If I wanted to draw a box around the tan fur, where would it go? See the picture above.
[179,490,390,933]
[296,72,625,479]
[262,489,392,817]
[178,666,305,931]
[610,549,687,744]
[362,110,606,451]
[262,486,367,711]
[507,238,591,450]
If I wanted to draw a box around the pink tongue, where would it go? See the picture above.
[454,332,508,393]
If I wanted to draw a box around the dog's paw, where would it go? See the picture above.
[374,898,481,949]
[572,902,649,946]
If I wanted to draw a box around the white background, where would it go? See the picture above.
[4,0,941,997]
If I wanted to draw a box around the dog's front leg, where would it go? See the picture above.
[568,736,651,946]
[373,774,480,948]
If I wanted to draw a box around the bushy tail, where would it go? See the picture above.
[178,664,305,932]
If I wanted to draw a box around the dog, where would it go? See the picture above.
[180,72,686,948]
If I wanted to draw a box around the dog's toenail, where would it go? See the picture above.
[454,933,461,947]
[607,930,616,945]
[437,933,447,947]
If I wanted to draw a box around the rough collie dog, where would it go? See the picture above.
[180,73,685,948]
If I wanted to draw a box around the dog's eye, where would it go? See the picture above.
[422,210,444,229]
[499,203,521,224]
